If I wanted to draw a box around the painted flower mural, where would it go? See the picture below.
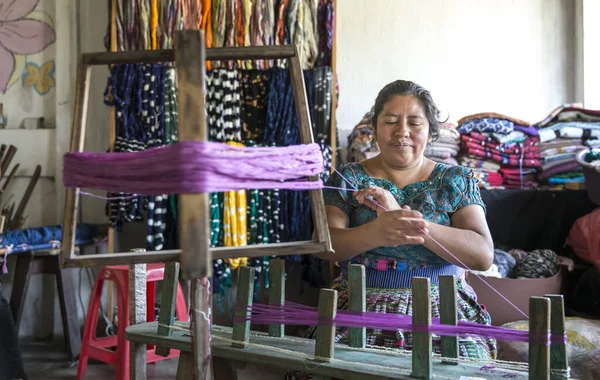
[0,0,56,93]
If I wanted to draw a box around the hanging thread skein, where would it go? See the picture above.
[63,141,325,195]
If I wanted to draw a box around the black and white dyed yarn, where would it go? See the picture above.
[206,68,242,142]
[103,64,169,251]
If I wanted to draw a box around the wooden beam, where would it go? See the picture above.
[411,277,432,380]
[81,45,297,65]
[439,275,458,365]
[60,58,91,268]
[314,289,337,362]
[232,266,255,348]
[348,264,365,348]
[176,29,211,280]
[268,259,285,338]
[529,297,551,380]
[62,241,330,268]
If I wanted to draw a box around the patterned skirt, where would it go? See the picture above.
[285,275,497,380]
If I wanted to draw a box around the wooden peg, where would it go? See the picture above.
[314,289,338,362]
[439,275,458,365]
[232,266,255,348]
[529,297,551,380]
[128,254,147,380]
[268,258,285,338]
[411,277,432,380]
[545,294,569,380]
[348,264,366,348]
[156,261,181,357]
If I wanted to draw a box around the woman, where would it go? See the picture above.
[317,80,496,360]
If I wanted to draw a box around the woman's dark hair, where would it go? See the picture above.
[371,80,443,141]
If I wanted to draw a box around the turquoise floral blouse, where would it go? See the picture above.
[323,162,485,275]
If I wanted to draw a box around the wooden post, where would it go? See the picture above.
[439,275,458,365]
[176,29,211,280]
[174,29,212,380]
[411,277,432,380]
[128,255,147,380]
[348,264,365,348]
[106,0,118,326]
[190,278,213,380]
[232,266,255,348]
[155,261,181,357]
[314,289,338,362]
[268,259,285,338]
[529,297,551,380]
[546,295,569,380]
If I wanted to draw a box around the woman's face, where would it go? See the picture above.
[375,95,431,169]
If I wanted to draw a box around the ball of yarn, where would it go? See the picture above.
[512,249,560,279]
[508,248,528,261]
[493,249,517,277]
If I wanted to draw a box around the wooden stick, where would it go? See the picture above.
[288,49,332,253]
[411,277,432,379]
[61,57,91,268]
[0,145,17,182]
[439,275,458,365]
[314,289,338,362]
[546,295,569,380]
[529,297,551,380]
[232,266,255,348]
[9,165,41,230]
[1,163,20,193]
[348,264,365,348]
[129,261,147,380]
[268,258,285,338]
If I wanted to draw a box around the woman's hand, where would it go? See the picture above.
[369,206,430,247]
[354,185,400,214]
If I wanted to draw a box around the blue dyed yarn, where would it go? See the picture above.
[0,224,101,248]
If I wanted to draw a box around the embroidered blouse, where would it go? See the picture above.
[323,162,486,288]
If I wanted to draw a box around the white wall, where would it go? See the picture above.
[335,0,577,147]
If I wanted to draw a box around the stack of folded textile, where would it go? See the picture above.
[425,122,460,165]
[535,104,600,189]
[457,113,540,189]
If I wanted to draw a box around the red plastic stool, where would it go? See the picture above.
[76,263,188,380]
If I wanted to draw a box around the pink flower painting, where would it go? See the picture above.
[0,0,55,93]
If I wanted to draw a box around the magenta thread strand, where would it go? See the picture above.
[234,303,564,345]
[332,169,529,320]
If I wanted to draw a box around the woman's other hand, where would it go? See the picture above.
[370,206,429,247]
[354,185,400,213]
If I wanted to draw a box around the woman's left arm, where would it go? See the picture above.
[422,204,494,271]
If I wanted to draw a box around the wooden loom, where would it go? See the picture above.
[60,30,569,380]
